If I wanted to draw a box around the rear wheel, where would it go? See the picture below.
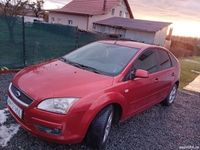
[86,105,114,149]
[162,84,178,106]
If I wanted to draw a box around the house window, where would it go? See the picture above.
[119,11,123,17]
[68,20,73,25]
[57,18,61,22]
[51,17,55,22]
[111,9,115,15]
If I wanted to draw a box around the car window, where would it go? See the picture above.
[169,53,177,67]
[134,49,158,74]
[63,42,139,76]
[157,49,172,70]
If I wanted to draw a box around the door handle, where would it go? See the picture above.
[171,72,175,77]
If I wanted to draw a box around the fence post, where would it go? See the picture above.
[22,16,26,66]
[75,27,79,48]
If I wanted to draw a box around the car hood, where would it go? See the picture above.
[12,60,114,101]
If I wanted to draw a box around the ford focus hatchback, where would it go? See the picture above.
[7,41,180,149]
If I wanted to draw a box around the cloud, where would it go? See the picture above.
[131,0,200,22]
[130,0,200,36]
[44,0,70,9]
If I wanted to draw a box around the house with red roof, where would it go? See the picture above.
[48,0,133,31]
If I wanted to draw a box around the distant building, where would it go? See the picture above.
[21,8,45,22]
[48,0,133,31]
[94,17,172,46]
[23,16,44,23]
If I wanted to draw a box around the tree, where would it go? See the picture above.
[29,0,44,18]
[0,0,28,42]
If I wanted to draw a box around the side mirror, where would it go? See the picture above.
[135,69,149,78]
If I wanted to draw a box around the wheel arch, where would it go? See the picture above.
[175,80,179,88]
[80,92,127,141]
[112,103,123,124]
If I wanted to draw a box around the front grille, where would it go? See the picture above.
[10,84,33,106]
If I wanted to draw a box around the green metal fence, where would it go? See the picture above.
[0,16,23,68]
[0,16,108,68]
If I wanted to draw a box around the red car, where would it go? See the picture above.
[7,41,180,149]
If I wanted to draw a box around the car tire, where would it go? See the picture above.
[85,105,114,149]
[162,84,178,106]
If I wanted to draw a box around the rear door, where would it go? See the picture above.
[155,48,175,101]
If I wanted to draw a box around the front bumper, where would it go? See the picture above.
[7,93,85,144]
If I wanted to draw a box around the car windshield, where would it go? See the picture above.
[62,42,139,76]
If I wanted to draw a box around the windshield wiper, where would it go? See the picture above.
[61,58,83,68]
[60,57,104,75]
[79,65,104,74]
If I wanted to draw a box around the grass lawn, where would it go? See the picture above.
[179,56,200,89]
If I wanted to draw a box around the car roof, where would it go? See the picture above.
[99,40,156,49]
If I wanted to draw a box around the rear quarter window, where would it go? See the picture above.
[157,49,172,70]
[169,53,178,67]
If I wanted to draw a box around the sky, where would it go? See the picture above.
[43,0,200,37]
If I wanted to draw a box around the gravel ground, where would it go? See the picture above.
[0,73,200,150]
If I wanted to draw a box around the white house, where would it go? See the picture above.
[48,0,133,31]
[93,17,172,46]
[23,16,44,23]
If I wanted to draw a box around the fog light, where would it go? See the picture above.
[36,125,61,135]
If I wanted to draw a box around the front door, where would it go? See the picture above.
[124,49,161,116]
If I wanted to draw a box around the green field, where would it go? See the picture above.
[0,16,100,68]
[179,57,200,89]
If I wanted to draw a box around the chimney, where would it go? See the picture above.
[103,0,107,11]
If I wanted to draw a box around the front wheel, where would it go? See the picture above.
[85,105,114,149]
[162,84,178,106]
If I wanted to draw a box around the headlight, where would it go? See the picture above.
[37,98,79,114]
